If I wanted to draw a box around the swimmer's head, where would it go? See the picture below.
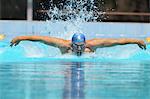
[71,33,86,56]
[72,33,85,44]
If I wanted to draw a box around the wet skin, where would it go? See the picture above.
[10,36,146,55]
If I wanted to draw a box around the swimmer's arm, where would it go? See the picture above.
[10,36,70,48]
[86,38,146,51]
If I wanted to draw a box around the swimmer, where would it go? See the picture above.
[10,33,146,56]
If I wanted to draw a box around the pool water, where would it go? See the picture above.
[0,40,150,99]
[0,60,150,99]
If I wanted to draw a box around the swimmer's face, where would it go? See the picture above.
[71,33,86,56]
[72,42,86,56]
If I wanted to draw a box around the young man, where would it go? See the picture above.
[10,33,146,56]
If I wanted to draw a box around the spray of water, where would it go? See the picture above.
[47,0,98,22]
[40,0,105,38]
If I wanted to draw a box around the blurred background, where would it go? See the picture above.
[0,0,149,22]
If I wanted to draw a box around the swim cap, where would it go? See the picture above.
[72,33,85,44]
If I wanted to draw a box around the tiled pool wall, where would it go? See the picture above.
[0,20,150,40]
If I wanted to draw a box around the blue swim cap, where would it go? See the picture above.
[72,33,86,43]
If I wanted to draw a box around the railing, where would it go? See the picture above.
[103,12,150,22]
[104,12,150,16]
[37,10,150,16]
[36,10,150,22]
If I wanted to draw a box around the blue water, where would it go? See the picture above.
[1,60,150,99]
[0,40,150,99]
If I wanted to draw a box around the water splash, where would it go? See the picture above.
[40,0,104,38]
[46,0,100,22]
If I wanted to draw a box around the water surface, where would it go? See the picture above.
[0,60,150,99]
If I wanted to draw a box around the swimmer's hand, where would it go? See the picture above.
[10,37,21,47]
[137,40,146,50]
